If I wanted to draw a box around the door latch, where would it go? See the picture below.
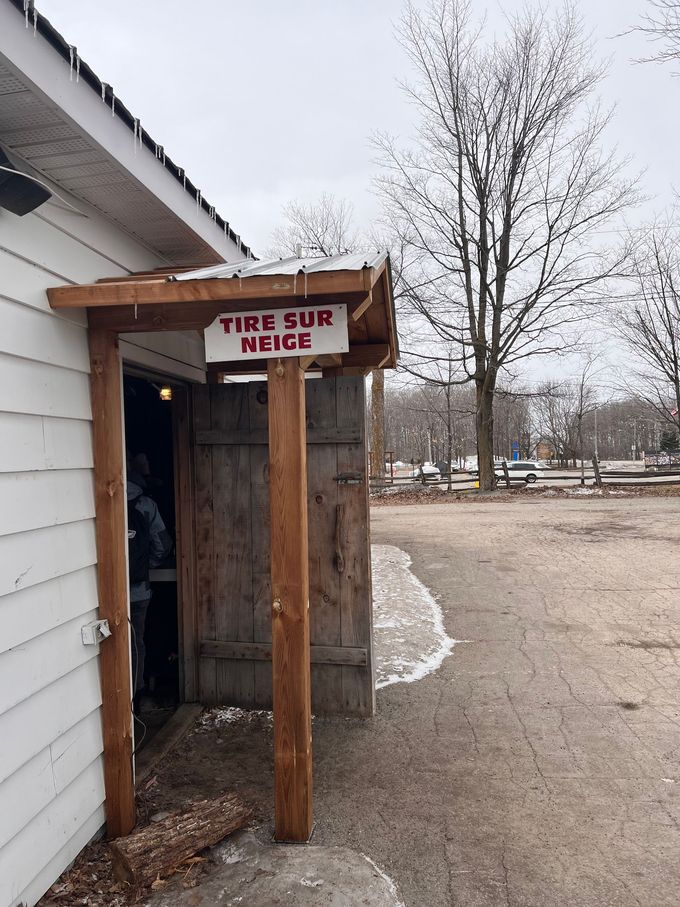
[334,471,363,485]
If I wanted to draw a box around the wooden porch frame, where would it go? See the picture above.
[89,328,136,838]
[53,259,397,843]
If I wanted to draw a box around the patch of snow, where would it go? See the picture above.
[372,545,460,689]
[661,777,676,784]
[568,487,598,496]
[199,706,273,730]
[300,877,324,888]
[218,841,248,865]
[361,853,406,907]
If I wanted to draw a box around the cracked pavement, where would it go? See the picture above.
[311,497,680,906]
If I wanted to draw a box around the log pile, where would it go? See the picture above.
[109,792,252,888]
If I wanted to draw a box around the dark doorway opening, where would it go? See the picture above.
[123,373,180,750]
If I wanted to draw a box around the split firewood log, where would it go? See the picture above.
[109,791,252,888]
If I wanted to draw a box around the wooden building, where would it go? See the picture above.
[0,3,397,904]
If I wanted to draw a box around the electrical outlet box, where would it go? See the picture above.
[81,619,111,645]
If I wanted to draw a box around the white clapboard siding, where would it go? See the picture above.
[50,707,104,792]
[0,708,103,851]
[0,469,94,537]
[1,567,98,654]
[0,353,92,420]
[0,133,218,907]
[0,609,100,714]
[0,413,93,473]
[0,208,130,285]
[0,248,87,327]
[0,759,105,907]
[12,805,105,907]
[0,520,97,598]
[0,297,89,371]
[0,658,102,784]
[34,200,166,273]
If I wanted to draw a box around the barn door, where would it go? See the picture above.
[192,376,374,717]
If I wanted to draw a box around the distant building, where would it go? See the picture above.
[535,440,555,461]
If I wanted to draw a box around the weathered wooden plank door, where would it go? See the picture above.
[192,376,374,717]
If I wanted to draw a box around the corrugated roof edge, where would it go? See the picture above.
[6,0,251,258]
[171,251,389,281]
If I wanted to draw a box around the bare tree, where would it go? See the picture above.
[384,379,476,471]
[269,195,388,479]
[616,225,680,432]
[370,370,386,479]
[533,362,601,468]
[375,0,637,489]
[269,194,357,257]
[630,1,680,66]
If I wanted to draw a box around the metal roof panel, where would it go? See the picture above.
[172,251,389,282]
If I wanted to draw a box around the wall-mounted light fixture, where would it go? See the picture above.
[159,385,173,402]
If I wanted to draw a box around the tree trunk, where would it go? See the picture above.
[109,792,252,887]
[476,383,495,491]
[370,369,385,480]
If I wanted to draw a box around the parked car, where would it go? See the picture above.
[410,463,441,480]
[495,460,548,484]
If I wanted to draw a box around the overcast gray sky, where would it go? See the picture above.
[36,0,677,256]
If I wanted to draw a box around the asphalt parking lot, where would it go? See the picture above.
[358,496,680,905]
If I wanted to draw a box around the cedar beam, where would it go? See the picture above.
[315,353,343,367]
[341,343,390,368]
[299,355,317,371]
[351,292,373,322]
[267,356,313,842]
[88,328,136,839]
[48,270,368,309]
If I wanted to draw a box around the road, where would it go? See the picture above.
[385,467,678,491]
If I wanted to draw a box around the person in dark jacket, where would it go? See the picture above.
[127,455,172,702]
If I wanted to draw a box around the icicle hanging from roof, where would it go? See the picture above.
[133,119,141,154]
[32,6,37,35]
[101,82,106,102]
[69,45,75,81]
[75,52,80,83]
[23,0,28,27]
[111,93,115,117]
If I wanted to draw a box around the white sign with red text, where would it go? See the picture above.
[204,303,349,362]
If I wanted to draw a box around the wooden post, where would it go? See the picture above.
[88,327,136,838]
[267,357,313,842]
[172,386,198,702]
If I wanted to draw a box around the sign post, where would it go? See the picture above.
[267,356,313,842]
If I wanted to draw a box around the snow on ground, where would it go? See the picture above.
[372,544,459,689]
